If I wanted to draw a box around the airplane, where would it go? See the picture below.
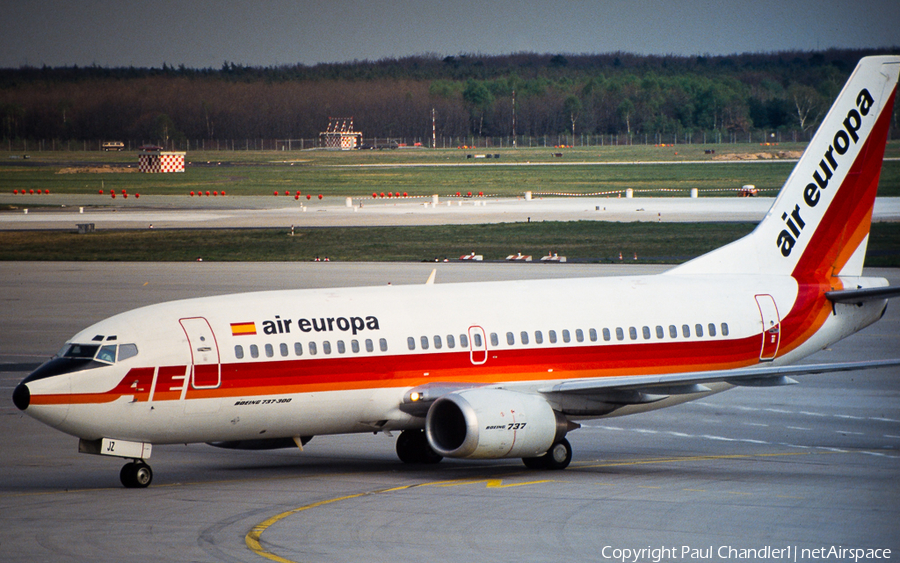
[12,55,900,488]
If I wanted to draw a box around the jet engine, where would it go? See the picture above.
[425,388,568,459]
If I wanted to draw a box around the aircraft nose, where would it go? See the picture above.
[12,383,30,411]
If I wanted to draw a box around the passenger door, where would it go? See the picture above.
[754,295,781,362]
[179,317,221,388]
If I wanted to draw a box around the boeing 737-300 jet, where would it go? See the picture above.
[13,55,900,488]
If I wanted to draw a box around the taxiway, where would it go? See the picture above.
[1,262,898,563]
[2,195,899,229]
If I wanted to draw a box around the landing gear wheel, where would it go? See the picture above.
[522,438,572,470]
[396,429,443,464]
[120,461,153,488]
[543,438,572,470]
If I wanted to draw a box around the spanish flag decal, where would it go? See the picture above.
[230,321,257,336]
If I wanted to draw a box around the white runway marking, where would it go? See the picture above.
[697,402,900,424]
[581,423,900,458]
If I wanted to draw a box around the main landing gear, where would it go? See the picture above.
[522,438,572,470]
[120,460,153,488]
[396,430,572,470]
[396,429,443,464]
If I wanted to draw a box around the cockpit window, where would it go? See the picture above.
[58,342,139,364]
[96,345,117,364]
[118,343,138,361]
[23,342,137,384]
[62,344,100,359]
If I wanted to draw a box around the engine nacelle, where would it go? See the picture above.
[425,388,567,459]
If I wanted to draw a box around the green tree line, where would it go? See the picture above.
[0,48,897,144]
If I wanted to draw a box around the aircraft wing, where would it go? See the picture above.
[826,286,900,304]
[401,360,900,416]
[531,359,900,415]
[539,358,900,395]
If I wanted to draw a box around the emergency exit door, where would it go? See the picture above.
[468,325,488,365]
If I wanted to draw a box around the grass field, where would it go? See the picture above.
[0,222,897,266]
[1,144,898,265]
[1,142,899,199]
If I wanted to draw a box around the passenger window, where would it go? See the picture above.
[656,326,664,339]
[407,337,416,350]
[507,332,515,345]
[682,325,691,338]
[351,340,360,353]
[265,343,274,358]
[629,327,638,340]
[447,335,455,348]
[602,328,611,341]
[721,323,729,336]
[535,331,543,344]
[434,335,442,349]
[250,344,259,358]
[308,342,317,355]
[420,336,429,350]
[548,330,557,344]
[695,324,704,337]
[708,323,717,337]
[235,345,244,359]
[669,325,678,338]
[323,341,332,354]
[642,326,651,340]
[337,341,346,354]
[520,331,530,345]
[589,328,598,342]
[366,339,374,352]
[615,327,624,341]
[575,329,584,342]
[118,343,138,361]
[562,329,570,343]
[473,333,483,347]
[490,333,499,346]
[294,342,303,356]
[379,338,388,351]
[459,334,469,347]
[280,343,289,357]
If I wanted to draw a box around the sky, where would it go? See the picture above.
[1,0,897,69]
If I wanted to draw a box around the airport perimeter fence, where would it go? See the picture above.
[3,130,817,153]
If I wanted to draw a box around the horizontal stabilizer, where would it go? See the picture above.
[826,285,900,304]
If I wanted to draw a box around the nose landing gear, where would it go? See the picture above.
[120,460,153,488]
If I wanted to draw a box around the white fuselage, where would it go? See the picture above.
[21,271,888,445]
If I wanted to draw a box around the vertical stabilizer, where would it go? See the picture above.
[671,56,899,280]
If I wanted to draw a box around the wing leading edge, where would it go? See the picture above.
[400,360,900,418]
[533,359,900,416]
[539,359,900,395]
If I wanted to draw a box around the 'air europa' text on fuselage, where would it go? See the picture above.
[261,314,381,336]
[776,88,874,257]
